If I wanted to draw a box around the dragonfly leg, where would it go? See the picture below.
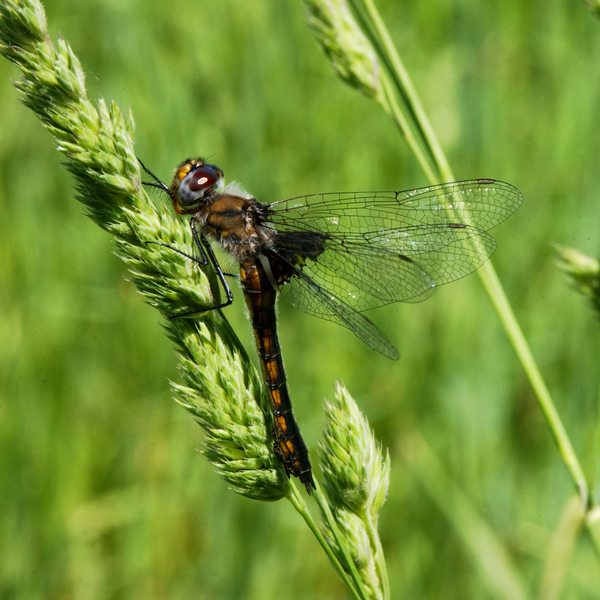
[187,221,235,276]
[138,158,174,200]
[166,220,234,318]
[146,240,209,266]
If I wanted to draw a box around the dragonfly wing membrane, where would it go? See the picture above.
[267,179,523,233]
[269,231,437,310]
[265,179,520,308]
[268,223,497,312]
[276,262,399,360]
[360,223,498,287]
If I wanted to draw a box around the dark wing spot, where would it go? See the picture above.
[273,231,329,262]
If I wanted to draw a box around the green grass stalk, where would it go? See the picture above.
[311,483,374,600]
[0,0,289,502]
[330,0,588,504]
[287,482,366,600]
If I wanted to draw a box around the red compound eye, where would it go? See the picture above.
[177,164,221,209]
[187,165,218,191]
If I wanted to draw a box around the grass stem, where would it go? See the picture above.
[349,0,589,503]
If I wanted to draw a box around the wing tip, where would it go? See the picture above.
[381,344,399,361]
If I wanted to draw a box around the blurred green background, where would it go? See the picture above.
[1,0,600,598]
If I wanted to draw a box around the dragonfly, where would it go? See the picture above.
[140,157,522,493]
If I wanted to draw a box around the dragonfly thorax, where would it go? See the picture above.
[194,194,275,263]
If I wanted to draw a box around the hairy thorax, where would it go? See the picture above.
[194,194,274,262]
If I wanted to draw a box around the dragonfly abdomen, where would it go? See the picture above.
[240,258,315,493]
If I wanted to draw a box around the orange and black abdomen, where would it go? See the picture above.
[239,257,314,493]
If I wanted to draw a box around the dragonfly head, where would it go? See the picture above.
[169,158,224,214]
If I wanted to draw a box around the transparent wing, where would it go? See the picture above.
[263,179,521,355]
[265,180,519,312]
[267,179,522,234]
[277,262,399,360]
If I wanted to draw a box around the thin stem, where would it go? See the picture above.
[351,0,589,503]
[478,261,589,500]
[346,0,433,167]
[310,482,372,600]
[364,513,389,600]
[356,0,452,181]
[379,72,438,184]
[287,483,363,600]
